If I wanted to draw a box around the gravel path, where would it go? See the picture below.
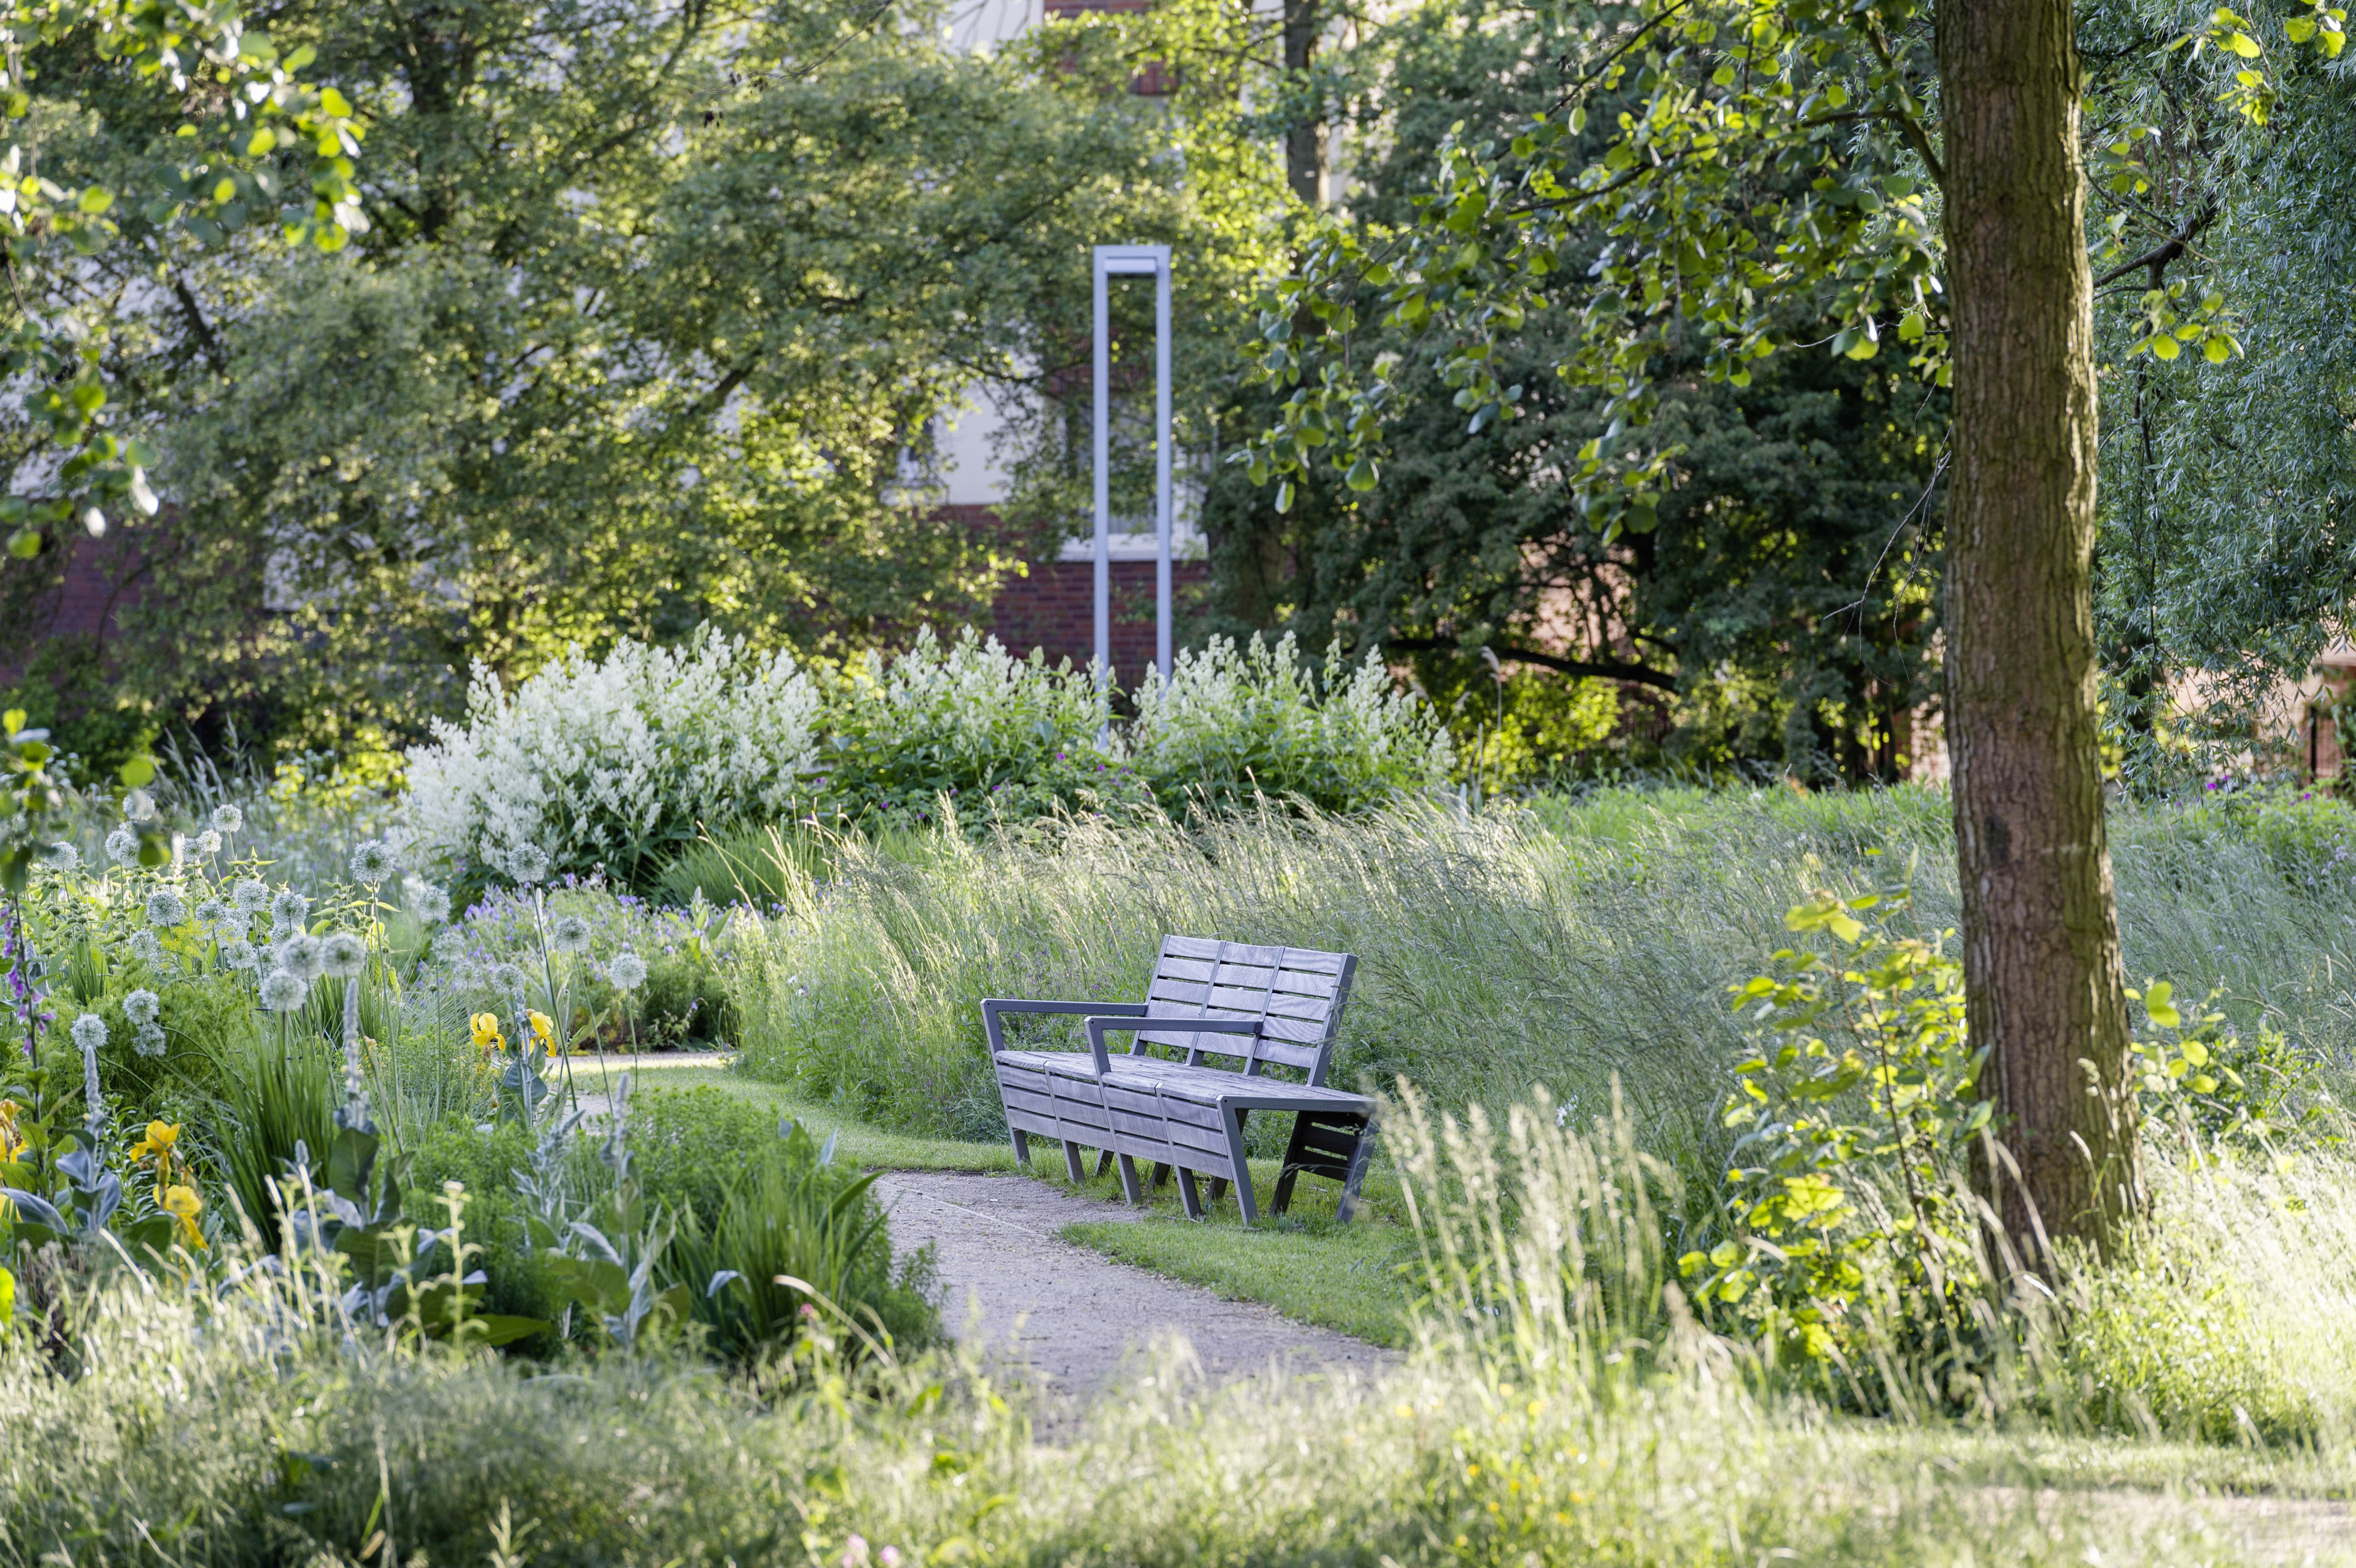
[874,1170,1398,1401]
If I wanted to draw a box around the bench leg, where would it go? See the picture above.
[1207,1109,1248,1204]
[1176,1165,1205,1220]
[1151,1162,1171,1190]
[1337,1105,1380,1222]
[1221,1106,1259,1226]
[1115,1153,1145,1206]
[1094,1147,1115,1180]
[1061,1139,1088,1184]
[1011,1127,1031,1168]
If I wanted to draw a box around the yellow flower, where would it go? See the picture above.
[0,1099,23,1163]
[470,1012,504,1051]
[528,1010,556,1055]
[129,1120,179,1163]
[163,1184,206,1251]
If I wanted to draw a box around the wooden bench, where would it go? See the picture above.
[982,936,1375,1225]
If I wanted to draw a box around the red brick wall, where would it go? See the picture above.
[987,555,1210,680]
[0,530,144,688]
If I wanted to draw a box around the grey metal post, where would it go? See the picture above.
[1092,244,1174,709]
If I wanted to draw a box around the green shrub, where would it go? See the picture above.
[664,1119,938,1360]
[403,1117,570,1343]
[633,953,734,1047]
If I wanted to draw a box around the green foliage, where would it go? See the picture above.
[633,955,734,1049]
[40,0,1279,749]
[663,1119,937,1362]
[211,1033,338,1243]
[0,638,153,784]
[1200,0,1944,781]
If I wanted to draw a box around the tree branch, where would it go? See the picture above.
[2093,201,2218,290]
[1381,635,1678,690]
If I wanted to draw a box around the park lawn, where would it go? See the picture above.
[584,1053,1420,1344]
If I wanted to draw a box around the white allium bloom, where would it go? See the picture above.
[492,962,528,995]
[134,1022,167,1058]
[196,830,222,855]
[42,841,78,872]
[106,826,140,866]
[232,878,271,914]
[221,939,259,971]
[129,931,166,967]
[321,932,368,978]
[551,914,592,952]
[403,625,821,882]
[70,1013,108,1052]
[146,889,189,928]
[259,969,308,1011]
[122,788,157,823]
[280,935,326,980]
[506,843,552,886]
[413,882,452,926]
[349,839,399,885]
[609,950,649,991]
[429,928,468,963]
[271,890,310,931]
[123,988,161,1025]
[211,803,243,834]
[194,897,230,926]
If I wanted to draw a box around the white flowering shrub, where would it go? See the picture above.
[817,626,1145,826]
[404,626,821,889]
[1130,633,1454,812]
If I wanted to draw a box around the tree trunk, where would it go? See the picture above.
[1283,0,1324,207]
[1938,0,2140,1257]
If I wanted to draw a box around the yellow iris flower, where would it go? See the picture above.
[130,1121,186,1200]
[470,1012,505,1051]
[528,1011,556,1056]
[0,1099,23,1163]
[163,1184,206,1251]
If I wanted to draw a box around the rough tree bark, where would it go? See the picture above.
[1938,0,2141,1256]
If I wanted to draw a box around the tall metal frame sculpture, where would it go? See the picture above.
[1091,244,1173,704]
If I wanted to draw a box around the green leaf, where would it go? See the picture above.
[320,88,355,119]
[118,754,156,787]
[76,185,113,215]
[5,527,36,559]
[1344,456,1378,492]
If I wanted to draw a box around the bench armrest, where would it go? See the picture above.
[1084,1013,1259,1075]
[981,998,1147,1056]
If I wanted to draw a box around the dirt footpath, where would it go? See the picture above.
[873,1170,1397,1400]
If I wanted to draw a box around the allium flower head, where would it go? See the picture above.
[321,932,368,979]
[505,843,552,886]
[106,826,140,866]
[609,950,649,991]
[270,889,310,931]
[145,889,189,928]
[413,882,452,926]
[349,840,398,885]
[130,930,166,967]
[280,935,326,980]
[492,962,528,996]
[259,969,308,1012]
[551,914,592,952]
[232,878,270,914]
[194,897,229,927]
[220,939,258,971]
[123,989,161,1026]
[42,841,78,872]
[134,1022,167,1058]
[70,1013,108,1052]
[211,804,242,834]
[196,830,222,855]
[430,928,468,963]
[122,788,157,823]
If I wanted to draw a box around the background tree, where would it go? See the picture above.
[0,0,1283,754]
[1201,0,1948,782]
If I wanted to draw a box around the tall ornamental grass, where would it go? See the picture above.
[730,784,2356,1146]
[0,1094,2328,1567]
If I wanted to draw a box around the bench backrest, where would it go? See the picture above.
[1135,936,1358,1087]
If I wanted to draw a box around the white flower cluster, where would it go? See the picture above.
[839,625,1098,773]
[1130,632,1454,801]
[404,624,820,880]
